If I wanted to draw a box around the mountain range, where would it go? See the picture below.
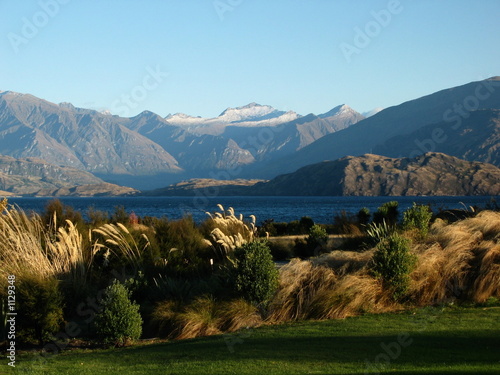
[148,153,500,196]
[0,76,499,196]
[0,91,364,189]
[252,77,500,178]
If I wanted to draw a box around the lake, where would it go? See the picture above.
[5,195,498,224]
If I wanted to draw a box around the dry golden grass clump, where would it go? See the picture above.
[152,296,262,340]
[0,208,91,286]
[312,250,374,275]
[410,210,500,304]
[268,259,338,322]
[268,258,397,322]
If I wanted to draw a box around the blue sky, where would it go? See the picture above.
[1,0,499,118]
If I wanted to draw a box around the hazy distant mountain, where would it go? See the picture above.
[163,103,301,135]
[0,91,181,178]
[0,91,364,189]
[245,153,500,196]
[255,77,500,178]
[130,103,364,172]
[0,155,137,196]
[373,109,500,166]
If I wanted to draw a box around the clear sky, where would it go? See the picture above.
[1,0,499,118]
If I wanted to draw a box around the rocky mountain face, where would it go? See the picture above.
[129,103,364,174]
[244,153,500,196]
[254,77,500,178]
[0,155,137,196]
[0,93,363,189]
[373,109,500,166]
[0,91,181,179]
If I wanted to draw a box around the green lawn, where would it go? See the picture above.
[14,306,500,375]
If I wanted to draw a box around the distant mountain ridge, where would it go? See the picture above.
[373,108,500,166]
[153,153,500,196]
[0,155,137,196]
[0,91,181,176]
[248,153,500,196]
[254,77,500,178]
[0,92,363,189]
[1,77,499,192]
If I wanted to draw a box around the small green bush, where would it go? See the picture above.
[94,280,143,346]
[371,234,416,301]
[233,241,279,305]
[402,203,433,238]
[307,224,329,252]
[268,240,293,261]
[373,201,399,225]
[17,277,64,345]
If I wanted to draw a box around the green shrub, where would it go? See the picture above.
[268,240,293,261]
[17,277,64,345]
[373,201,399,225]
[151,216,211,277]
[299,216,315,233]
[403,203,433,238]
[94,280,142,346]
[42,199,84,231]
[233,241,279,305]
[307,224,329,252]
[371,234,416,301]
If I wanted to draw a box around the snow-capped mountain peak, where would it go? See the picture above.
[318,104,357,119]
[165,113,203,124]
[218,103,282,123]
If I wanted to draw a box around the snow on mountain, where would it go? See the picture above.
[319,104,359,119]
[362,107,384,118]
[163,103,301,135]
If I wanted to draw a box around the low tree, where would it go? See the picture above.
[233,241,279,306]
[94,280,142,346]
[371,233,416,301]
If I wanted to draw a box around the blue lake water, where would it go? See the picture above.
[6,196,498,224]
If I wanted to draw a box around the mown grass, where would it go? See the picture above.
[15,305,500,375]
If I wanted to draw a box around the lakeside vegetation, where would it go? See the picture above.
[0,198,499,372]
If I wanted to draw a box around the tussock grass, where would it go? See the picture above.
[268,258,397,322]
[410,210,500,304]
[152,296,262,340]
[268,259,338,322]
[269,210,500,323]
[307,274,395,319]
[312,250,373,275]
